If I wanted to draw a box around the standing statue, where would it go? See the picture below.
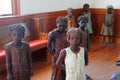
[5,24,33,80]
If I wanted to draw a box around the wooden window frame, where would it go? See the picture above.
[12,0,20,15]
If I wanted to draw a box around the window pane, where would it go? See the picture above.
[0,0,12,15]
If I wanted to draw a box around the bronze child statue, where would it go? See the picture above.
[56,28,87,80]
[78,15,93,80]
[101,5,114,46]
[5,24,33,80]
[47,16,68,80]
[65,7,76,29]
[82,3,93,34]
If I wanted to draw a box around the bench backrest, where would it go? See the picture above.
[0,22,36,49]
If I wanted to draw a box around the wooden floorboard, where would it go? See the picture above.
[0,41,120,80]
[86,41,120,80]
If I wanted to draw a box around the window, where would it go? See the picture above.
[0,0,20,16]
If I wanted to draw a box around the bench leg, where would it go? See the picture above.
[31,47,47,61]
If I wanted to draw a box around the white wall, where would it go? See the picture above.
[82,0,120,9]
[20,0,120,15]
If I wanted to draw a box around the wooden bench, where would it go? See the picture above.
[0,39,48,74]
[0,22,48,72]
[0,39,48,59]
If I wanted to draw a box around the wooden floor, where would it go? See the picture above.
[1,41,120,80]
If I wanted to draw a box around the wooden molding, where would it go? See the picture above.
[0,8,120,45]
[12,0,20,15]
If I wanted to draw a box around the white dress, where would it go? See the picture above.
[84,12,93,34]
[65,47,86,80]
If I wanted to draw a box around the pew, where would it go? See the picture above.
[0,22,48,72]
[0,39,48,59]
